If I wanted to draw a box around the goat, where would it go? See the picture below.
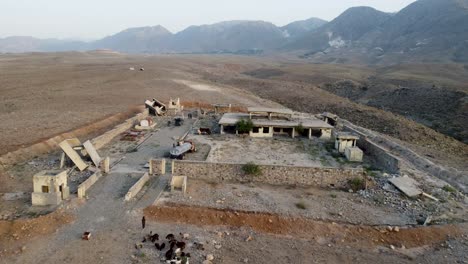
[150,233,159,242]
[165,248,175,260]
[176,241,186,250]
[155,242,166,251]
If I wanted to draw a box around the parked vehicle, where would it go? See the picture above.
[169,140,196,159]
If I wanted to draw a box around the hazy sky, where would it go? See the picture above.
[0,0,417,40]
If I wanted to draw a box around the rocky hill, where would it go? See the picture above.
[1,0,468,63]
[286,7,391,53]
[281,17,327,39]
[297,0,468,63]
[166,21,286,54]
[91,26,172,54]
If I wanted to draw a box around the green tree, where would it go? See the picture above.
[236,119,254,134]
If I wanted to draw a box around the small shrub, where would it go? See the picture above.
[442,185,456,193]
[348,177,365,191]
[126,146,138,153]
[295,123,305,135]
[236,119,254,134]
[330,193,337,198]
[295,202,307,210]
[242,162,262,176]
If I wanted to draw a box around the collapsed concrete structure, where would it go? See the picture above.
[31,170,70,206]
[218,107,333,140]
[167,98,183,115]
[145,99,167,116]
[319,112,338,126]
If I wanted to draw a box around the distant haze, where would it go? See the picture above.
[0,0,416,39]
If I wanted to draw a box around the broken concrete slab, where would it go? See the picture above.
[83,140,102,167]
[59,140,88,171]
[389,176,422,198]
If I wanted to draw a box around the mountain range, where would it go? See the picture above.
[1,0,467,63]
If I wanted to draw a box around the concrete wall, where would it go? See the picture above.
[124,173,150,201]
[149,159,166,175]
[165,160,364,188]
[77,171,102,198]
[31,192,61,206]
[357,138,401,173]
[345,147,363,162]
[170,176,187,193]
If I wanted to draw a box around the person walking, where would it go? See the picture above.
[141,216,146,229]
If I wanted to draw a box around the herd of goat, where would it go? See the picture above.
[137,232,192,263]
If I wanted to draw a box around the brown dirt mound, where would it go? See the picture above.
[0,209,74,255]
[144,204,468,249]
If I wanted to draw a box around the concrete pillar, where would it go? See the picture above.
[161,159,166,175]
[149,159,153,174]
[60,152,66,169]
[103,157,110,173]
[268,113,272,120]
[308,128,312,139]
[220,124,225,135]
[292,127,295,138]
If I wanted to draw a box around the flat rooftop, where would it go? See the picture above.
[247,107,293,115]
[219,113,333,129]
[335,132,360,140]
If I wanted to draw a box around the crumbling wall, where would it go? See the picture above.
[166,160,363,188]
[124,173,150,201]
[77,171,102,198]
[149,159,166,175]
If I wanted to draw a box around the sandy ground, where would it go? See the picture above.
[191,134,363,168]
[161,179,413,226]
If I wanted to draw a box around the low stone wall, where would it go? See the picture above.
[125,173,150,201]
[77,171,102,198]
[343,125,401,173]
[168,160,364,188]
[91,110,148,150]
[149,159,166,175]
